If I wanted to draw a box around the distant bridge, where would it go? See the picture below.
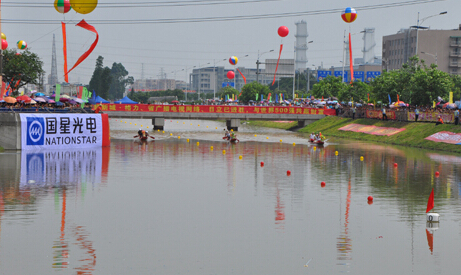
[102,104,334,130]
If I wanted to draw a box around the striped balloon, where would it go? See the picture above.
[17,40,27,50]
[55,0,72,14]
[341,7,357,23]
[229,56,238,65]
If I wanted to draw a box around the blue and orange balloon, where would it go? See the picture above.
[229,56,238,65]
[17,40,27,50]
[54,0,72,14]
[341,7,357,23]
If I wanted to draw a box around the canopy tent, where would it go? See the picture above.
[88,95,110,104]
[113,96,138,104]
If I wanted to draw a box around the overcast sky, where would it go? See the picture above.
[2,0,458,84]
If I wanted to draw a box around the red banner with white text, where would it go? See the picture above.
[99,104,336,116]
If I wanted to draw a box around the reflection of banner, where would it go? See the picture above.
[408,112,454,123]
[317,71,332,82]
[19,148,103,188]
[425,131,461,144]
[101,104,336,116]
[20,114,104,150]
[339,124,405,136]
[366,110,396,120]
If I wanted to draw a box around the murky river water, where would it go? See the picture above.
[1,119,461,274]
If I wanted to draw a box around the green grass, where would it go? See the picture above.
[299,116,461,153]
[244,120,298,130]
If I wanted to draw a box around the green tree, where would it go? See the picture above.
[311,76,348,99]
[108,62,134,100]
[88,56,112,100]
[217,86,238,100]
[239,81,270,103]
[2,49,44,95]
[338,81,371,102]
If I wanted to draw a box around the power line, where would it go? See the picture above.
[2,0,444,25]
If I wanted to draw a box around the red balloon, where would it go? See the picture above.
[1,39,8,50]
[278,26,289,37]
[226,71,235,79]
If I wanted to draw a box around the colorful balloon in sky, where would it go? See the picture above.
[278,26,289,37]
[229,56,238,65]
[1,39,8,50]
[70,0,98,14]
[17,40,27,50]
[226,71,235,79]
[54,0,72,14]
[1,33,6,40]
[341,7,357,23]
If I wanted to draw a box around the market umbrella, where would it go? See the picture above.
[59,97,70,102]
[26,99,37,104]
[68,100,78,105]
[55,101,64,106]
[71,97,84,104]
[48,99,56,103]
[61,94,71,99]
[33,92,45,97]
[4,96,17,104]
[34,97,47,103]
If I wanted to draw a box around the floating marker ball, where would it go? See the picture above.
[293,142,296,146]
[314,146,317,151]
[394,163,398,167]
[55,0,72,13]
[170,133,173,136]
[162,131,165,133]
[321,181,326,187]
[280,139,282,142]
[178,136,180,139]
[435,171,440,177]
[223,150,226,154]
[254,134,257,137]
[187,139,189,142]
[239,155,243,159]
[360,156,364,161]
[335,151,338,156]
[1,39,7,50]
[1,33,6,40]
[266,137,269,139]
[260,161,264,167]
[341,7,357,23]
[226,71,235,79]
[229,56,238,65]
[196,142,199,146]
[70,0,98,14]
[287,170,291,176]
[278,26,289,37]
[210,146,213,150]
[368,196,373,201]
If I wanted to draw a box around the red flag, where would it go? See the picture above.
[66,20,99,76]
[272,44,283,86]
[426,188,434,213]
[349,32,354,84]
[0,81,5,100]
[236,68,246,84]
[426,229,434,254]
[367,93,370,102]
[397,94,400,102]
[62,22,69,83]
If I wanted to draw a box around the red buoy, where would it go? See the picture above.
[368,196,373,201]
[393,163,398,167]
[260,161,264,167]
[321,181,326,187]
[435,171,440,177]
[287,170,291,176]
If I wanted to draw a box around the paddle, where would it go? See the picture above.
[149,136,155,140]
[133,135,139,138]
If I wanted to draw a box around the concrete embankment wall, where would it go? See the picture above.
[0,113,21,150]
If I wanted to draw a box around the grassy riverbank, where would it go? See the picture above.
[299,116,461,153]
[244,120,298,130]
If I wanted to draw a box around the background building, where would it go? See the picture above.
[382,25,461,74]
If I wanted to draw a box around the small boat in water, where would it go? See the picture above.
[309,139,327,145]
[223,136,239,143]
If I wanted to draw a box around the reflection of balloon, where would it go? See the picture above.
[70,0,98,14]
[278,26,289,37]
[341,7,357,23]
[226,71,235,79]
[229,56,238,65]
[1,39,7,50]
[1,33,6,40]
[17,40,27,50]
[55,0,72,14]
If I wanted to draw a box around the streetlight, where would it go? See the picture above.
[307,64,316,93]
[421,51,437,65]
[411,11,447,56]
[213,58,226,101]
[256,50,274,83]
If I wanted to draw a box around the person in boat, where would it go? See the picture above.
[224,129,231,140]
[310,132,315,142]
[230,131,236,140]
[138,128,143,138]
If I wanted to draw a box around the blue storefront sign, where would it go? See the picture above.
[334,71,349,82]
[222,82,235,88]
[366,71,381,82]
[353,71,364,82]
[317,71,332,82]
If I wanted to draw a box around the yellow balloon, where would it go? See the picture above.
[1,33,6,40]
[70,0,98,14]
